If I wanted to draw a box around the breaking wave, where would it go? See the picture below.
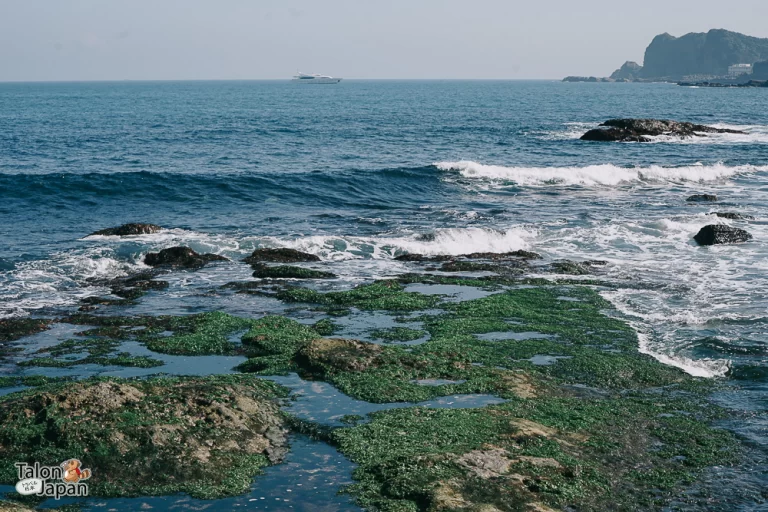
[435,161,763,187]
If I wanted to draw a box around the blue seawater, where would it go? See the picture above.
[1,80,767,510]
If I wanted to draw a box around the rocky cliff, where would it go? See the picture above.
[640,29,768,79]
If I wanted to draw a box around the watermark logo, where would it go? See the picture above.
[14,459,91,499]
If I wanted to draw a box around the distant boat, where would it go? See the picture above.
[291,72,342,84]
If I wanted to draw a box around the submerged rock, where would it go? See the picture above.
[144,246,228,269]
[244,248,320,265]
[709,212,753,220]
[581,119,745,142]
[0,375,289,499]
[694,225,753,245]
[89,223,162,237]
[687,193,718,202]
[252,264,336,279]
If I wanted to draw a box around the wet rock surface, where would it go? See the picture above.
[709,211,754,220]
[89,223,163,237]
[687,193,719,202]
[0,375,289,499]
[244,248,320,265]
[0,262,742,511]
[581,119,745,142]
[694,225,753,245]
[144,246,228,269]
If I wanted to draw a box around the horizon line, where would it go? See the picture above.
[0,77,570,84]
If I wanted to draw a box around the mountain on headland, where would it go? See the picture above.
[610,61,643,81]
[641,29,768,79]
[564,29,768,83]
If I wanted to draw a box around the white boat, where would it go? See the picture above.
[291,72,342,84]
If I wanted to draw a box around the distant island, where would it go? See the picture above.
[564,29,768,87]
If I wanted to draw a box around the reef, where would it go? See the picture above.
[0,375,290,499]
[0,259,743,510]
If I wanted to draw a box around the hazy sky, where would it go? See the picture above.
[1,0,767,81]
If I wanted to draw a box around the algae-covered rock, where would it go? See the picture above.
[0,318,51,342]
[89,223,162,237]
[252,264,336,279]
[331,396,737,511]
[244,248,320,264]
[144,246,228,269]
[276,280,442,312]
[0,375,289,499]
[0,501,35,512]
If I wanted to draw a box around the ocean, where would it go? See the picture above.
[1,80,767,510]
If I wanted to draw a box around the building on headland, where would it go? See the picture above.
[728,64,753,76]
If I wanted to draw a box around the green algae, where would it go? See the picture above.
[0,318,51,343]
[0,375,74,388]
[276,280,443,312]
[63,311,255,356]
[15,336,163,369]
[0,374,290,500]
[312,318,339,336]
[252,264,336,279]
[370,327,427,343]
[331,396,738,511]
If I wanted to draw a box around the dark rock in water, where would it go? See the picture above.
[244,248,320,265]
[581,119,745,143]
[90,223,162,237]
[687,194,718,202]
[252,264,336,279]
[581,127,651,142]
[144,246,228,269]
[709,212,754,220]
[694,225,753,245]
[395,250,541,262]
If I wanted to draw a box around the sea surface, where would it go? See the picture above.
[1,80,767,510]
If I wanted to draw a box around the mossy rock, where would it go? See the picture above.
[332,396,737,511]
[276,280,443,312]
[252,264,336,280]
[0,375,290,499]
[0,318,51,343]
[370,327,427,343]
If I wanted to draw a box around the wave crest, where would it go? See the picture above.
[435,161,763,187]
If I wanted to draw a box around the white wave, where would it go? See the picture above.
[635,330,730,378]
[253,227,533,262]
[0,247,144,318]
[435,161,761,187]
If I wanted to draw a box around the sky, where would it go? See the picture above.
[1,0,768,81]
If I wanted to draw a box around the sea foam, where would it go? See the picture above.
[435,161,764,187]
